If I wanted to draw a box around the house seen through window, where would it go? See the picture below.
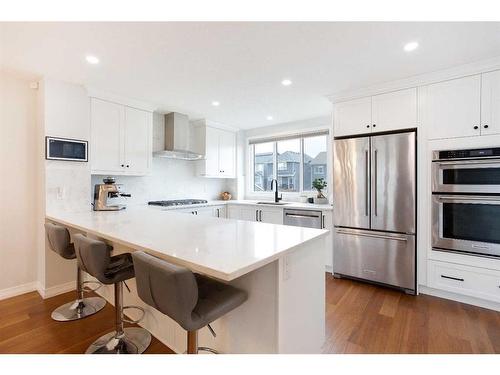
[252,133,328,193]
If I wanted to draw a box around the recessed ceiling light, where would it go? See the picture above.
[85,55,99,64]
[281,79,292,86]
[267,116,273,121]
[211,101,220,107]
[403,41,419,52]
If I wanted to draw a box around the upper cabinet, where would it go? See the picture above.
[194,121,236,178]
[333,97,372,136]
[371,88,417,133]
[424,75,481,140]
[481,70,500,137]
[333,88,417,137]
[90,98,152,176]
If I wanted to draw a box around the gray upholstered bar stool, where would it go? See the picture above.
[73,234,151,354]
[44,222,106,321]
[132,251,248,354]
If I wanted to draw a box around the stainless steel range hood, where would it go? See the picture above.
[153,112,204,161]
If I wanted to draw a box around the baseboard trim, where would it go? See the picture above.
[38,281,75,300]
[0,282,38,301]
[419,285,500,312]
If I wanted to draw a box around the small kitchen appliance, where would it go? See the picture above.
[93,177,130,211]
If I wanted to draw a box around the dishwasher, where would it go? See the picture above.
[283,209,323,229]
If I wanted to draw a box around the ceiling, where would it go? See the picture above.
[2,22,500,129]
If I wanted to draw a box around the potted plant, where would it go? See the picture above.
[312,178,328,204]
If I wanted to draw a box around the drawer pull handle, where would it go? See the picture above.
[441,274,464,282]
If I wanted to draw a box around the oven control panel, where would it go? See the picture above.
[436,147,500,160]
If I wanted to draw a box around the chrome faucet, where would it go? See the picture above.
[271,179,282,203]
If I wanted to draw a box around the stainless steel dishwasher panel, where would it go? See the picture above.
[333,227,415,291]
[283,209,322,229]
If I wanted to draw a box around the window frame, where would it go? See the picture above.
[248,131,329,196]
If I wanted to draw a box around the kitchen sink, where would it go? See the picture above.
[256,201,289,205]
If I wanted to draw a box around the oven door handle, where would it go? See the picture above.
[436,195,500,202]
[433,159,500,166]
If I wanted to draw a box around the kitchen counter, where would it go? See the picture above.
[46,206,327,281]
[146,199,333,212]
[226,199,333,211]
[45,206,327,353]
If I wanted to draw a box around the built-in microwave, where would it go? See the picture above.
[45,137,88,162]
[432,148,500,194]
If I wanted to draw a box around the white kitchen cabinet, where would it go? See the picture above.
[123,106,152,175]
[481,70,500,136]
[91,98,152,176]
[333,88,417,137]
[425,75,481,140]
[333,97,372,137]
[428,260,500,303]
[90,98,123,173]
[171,205,226,218]
[226,204,282,224]
[259,207,283,224]
[322,211,333,270]
[195,123,236,178]
[371,88,417,132]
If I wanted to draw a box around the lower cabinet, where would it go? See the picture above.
[428,260,500,303]
[171,205,226,218]
[322,211,333,270]
[227,204,283,224]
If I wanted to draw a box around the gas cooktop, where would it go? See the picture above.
[148,199,208,207]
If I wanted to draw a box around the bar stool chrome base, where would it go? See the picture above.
[85,327,151,354]
[51,296,106,322]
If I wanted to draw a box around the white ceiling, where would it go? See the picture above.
[2,22,500,129]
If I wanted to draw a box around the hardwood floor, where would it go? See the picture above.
[323,274,500,353]
[0,275,498,353]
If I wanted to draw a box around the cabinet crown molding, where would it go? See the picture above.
[328,55,500,104]
[86,87,157,112]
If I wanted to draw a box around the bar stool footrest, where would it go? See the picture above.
[122,305,146,324]
[81,280,103,293]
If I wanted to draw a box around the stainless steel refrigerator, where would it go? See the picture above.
[333,130,416,293]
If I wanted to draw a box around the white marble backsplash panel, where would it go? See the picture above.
[91,157,236,206]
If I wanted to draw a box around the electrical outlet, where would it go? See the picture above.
[56,187,65,200]
[283,255,291,281]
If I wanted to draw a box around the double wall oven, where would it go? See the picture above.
[432,147,500,258]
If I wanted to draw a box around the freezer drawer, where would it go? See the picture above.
[333,228,415,291]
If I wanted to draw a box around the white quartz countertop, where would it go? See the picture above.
[226,200,333,211]
[148,199,333,211]
[46,206,328,281]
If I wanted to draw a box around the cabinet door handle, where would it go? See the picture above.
[126,165,130,168]
[366,124,370,128]
[473,125,479,130]
[217,208,220,217]
[372,124,376,128]
[121,164,124,167]
[440,274,464,282]
[255,210,258,221]
[322,214,325,229]
[484,124,489,129]
[259,210,262,222]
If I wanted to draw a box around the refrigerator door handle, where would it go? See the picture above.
[373,149,378,217]
[365,149,369,216]
[336,228,408,242]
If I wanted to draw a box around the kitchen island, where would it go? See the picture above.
[46,206,328,353]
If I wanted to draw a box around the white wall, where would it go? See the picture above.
[244,116,333,202]
[91,112,235,205]
[40,78,91,291]
[0,71,39,298]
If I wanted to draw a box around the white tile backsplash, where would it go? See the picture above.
[91,157,235,206]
